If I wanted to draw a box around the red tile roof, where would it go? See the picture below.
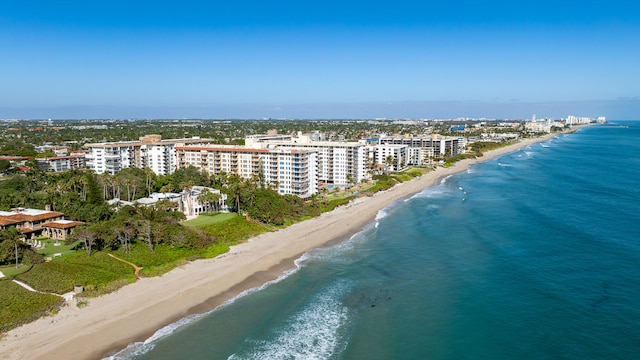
[42,221,84,229]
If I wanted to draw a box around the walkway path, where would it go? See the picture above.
[12,279,37,292]
[11,279,73,301]
[107,253,143,279]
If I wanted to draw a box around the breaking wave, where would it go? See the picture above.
[228,284,351,360]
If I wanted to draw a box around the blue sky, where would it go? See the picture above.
[1,1,639,119]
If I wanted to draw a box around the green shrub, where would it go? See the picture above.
[16,252,134,295]
[0,280,62,333]
[199,216,271,245]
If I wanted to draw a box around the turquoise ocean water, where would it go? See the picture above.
[112,122,640,360]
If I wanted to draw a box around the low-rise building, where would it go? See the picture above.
[179,186,228,217]
[0,208,82,240]
[41,220,85,241]
[131,187,228,217]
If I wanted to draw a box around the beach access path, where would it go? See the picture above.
[0,132,561,360]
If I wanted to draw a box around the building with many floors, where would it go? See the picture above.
[85,135,214,175]
[378,134,465,159]
[176,145,319,198]
[246,133,369,186]
[176,145,269,179]
[262,148,318,197]
[36,155,86,172]
[373,144,409,172]
[565,115,593,125]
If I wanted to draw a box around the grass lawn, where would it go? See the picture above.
[36,238,80,259]
[181,212,238,228]
[0,263,32,278]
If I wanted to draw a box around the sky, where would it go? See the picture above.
[1,1,639,119]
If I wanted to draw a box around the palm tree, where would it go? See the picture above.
[223,174,244,213]
[198,189,222,213]
[1,227,23,269]
[143,167,155,196]
[179,181,196,216]
[385,155,395,173]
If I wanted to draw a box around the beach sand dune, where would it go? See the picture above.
[0,133,559,360]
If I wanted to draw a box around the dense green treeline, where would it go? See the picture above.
[0,119,457,151]
[0,163,328,267]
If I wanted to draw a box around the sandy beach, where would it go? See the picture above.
[1,132,561,360]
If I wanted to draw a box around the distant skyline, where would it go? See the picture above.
[2,1,639,119]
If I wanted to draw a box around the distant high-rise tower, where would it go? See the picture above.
[532,114,536,122]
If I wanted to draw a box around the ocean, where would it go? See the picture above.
[112,122,640,360]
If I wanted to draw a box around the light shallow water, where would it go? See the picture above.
[111,122,640,360]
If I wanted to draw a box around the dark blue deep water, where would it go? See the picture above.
[114,122,640,360]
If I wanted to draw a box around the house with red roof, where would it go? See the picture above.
[0,208,83,240]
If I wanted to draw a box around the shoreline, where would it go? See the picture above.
[0,131,568,360]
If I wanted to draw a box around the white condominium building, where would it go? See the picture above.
[35,155,86,172]
[175,145,319,198]
[565,115,593,125]
[176,145,269,179]
[378,135,465,158]
[246,134,369,186]
[374,144,409,171]
[85,135,214,175]
[262,148,318,197]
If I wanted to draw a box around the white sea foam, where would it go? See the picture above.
[497,162,511,167]
[105,312,210,358]
[374,208,388,228]
[410,186,450,200]
[103,341,156,360]
[104,258,307,360]
[375,208,388,222]
[293,251,312,267]
[228,286,350,360]
[525,151,534,157]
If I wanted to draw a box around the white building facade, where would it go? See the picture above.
[373,144,409,171]
[175,145,319,198]
[262,148,318,197]
[246,134,369,186]
[85,135,214,175]
[378,135,465,159]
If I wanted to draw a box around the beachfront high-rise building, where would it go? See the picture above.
[175,145,268,179]
[85,135,214,175]
[175,145,319,198]
[262,148,318,197]
[565,115,593,125]
[378,135,465,158]
[245,133,369,185]
[374,144,409,171]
